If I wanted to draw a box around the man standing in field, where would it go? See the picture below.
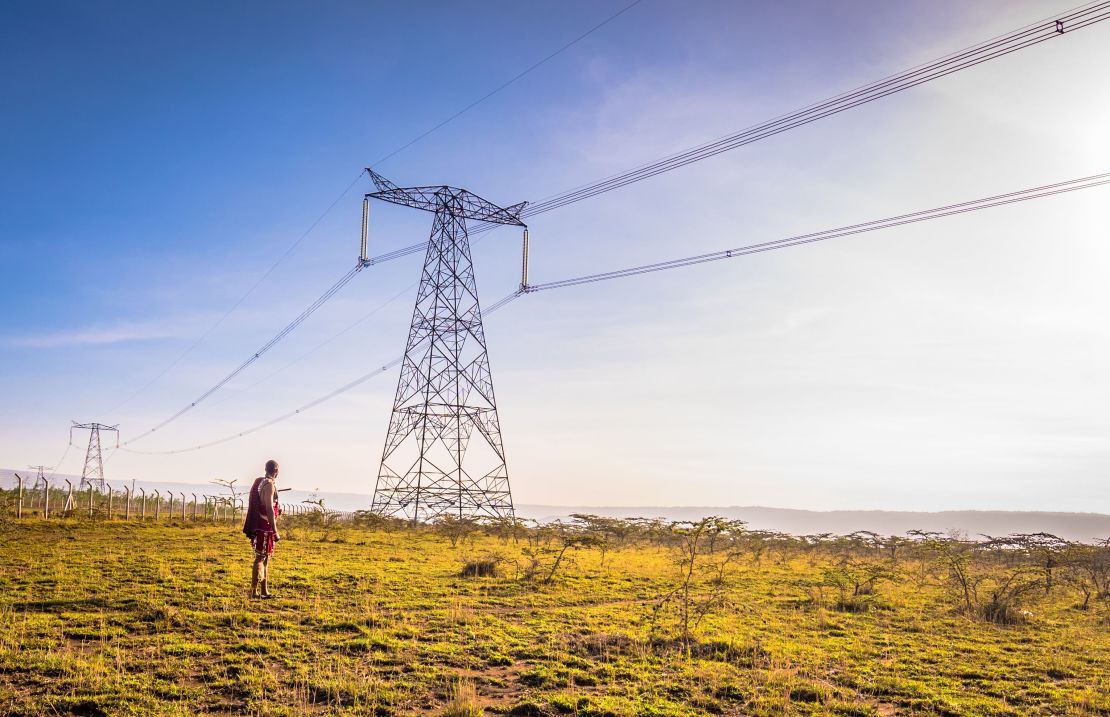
[243,459,281,599]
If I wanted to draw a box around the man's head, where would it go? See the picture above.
[265,460,279,478]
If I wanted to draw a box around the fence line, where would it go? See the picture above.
[1,474,339,523]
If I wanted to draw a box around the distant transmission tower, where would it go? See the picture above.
[365,170,528,523]
[29,465,52,487]
[71,422,119,491]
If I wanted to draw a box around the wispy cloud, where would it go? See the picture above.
[5,321,184,348]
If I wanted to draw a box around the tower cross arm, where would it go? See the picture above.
[365,169,526,226]
[453,192,527,226]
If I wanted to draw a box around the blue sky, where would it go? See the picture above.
[2,0,1109,510]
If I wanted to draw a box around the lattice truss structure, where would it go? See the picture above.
[367,170,525,522]
[71,421,118,492]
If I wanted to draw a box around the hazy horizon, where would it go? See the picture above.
[3,0,1109,512]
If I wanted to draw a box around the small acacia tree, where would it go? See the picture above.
[981,533,1070,594]
[651,517,746,656]
[1061,540,1110,610]
[486,515,530,544]
[432,514,484,548]
[517,521,602,584]
[918,533,980,616]
[820,553,897,612]
[569,514,636,568]
[920,532,1047,624]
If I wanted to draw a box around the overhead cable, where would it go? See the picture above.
[119,262,366,446]
[118,292,526,455]
[371,0,645,167]
[114,171,1110,454]
[103,2,1110,449]
[102,170,367,415]
[101,0,647,416]
[360,2,1110,265]
[521,2,1110,216]
[204,280,419,410]
[526,172,1110,291]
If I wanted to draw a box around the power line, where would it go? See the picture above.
[101,169,368,416]
[117,207,522,447]
[371,0,645,168]
[114,171,1110,455]
[44,440,74,483]
[119,262,366,447]
[205,212,518,406]
[101,2,1110,450]
[204,279,419,410]
[520,2,1110,216]
[358,2,1110,264]
[100,0,646,416]
[526,172,1110,291]
[119,292,526,455]
[117,209,525,443]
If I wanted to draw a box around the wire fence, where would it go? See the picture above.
[0,475,326,522]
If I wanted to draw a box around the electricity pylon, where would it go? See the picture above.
[71,422,119,491]
[28,465,52,486]
[365,169,527,523]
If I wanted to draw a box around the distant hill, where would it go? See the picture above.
[3,469,1106,542]
[515,505,1110,543]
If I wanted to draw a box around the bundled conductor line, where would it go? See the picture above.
[115,171,1110,454]
[107,2,1110,451]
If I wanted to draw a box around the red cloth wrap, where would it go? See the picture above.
[252,530,275,557]
[242,476,279,550]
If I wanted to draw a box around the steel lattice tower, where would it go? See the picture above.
[71,422,118,491]
[365,170,526,523]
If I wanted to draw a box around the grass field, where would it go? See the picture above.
[0,517,1107,716]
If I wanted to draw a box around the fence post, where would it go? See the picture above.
[106,484,114,520]
[191,494,197,521]
[15,473,23,519]
[139,488,146,520]
[180,492,187,521]
[43,478,50,518]
[124,486,132,520]
[87,484,94,518]
[154,491,161,520]
[64,479,74,516]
